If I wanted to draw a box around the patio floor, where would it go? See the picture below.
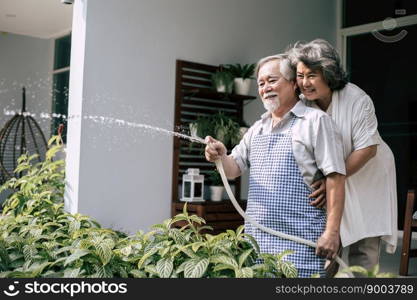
[341,233,417,277]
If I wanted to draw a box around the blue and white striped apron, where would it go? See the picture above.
[245,117,326,277]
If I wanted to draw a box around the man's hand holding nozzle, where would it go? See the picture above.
[205,136,227,162]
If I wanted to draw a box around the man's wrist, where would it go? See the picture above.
[323,228,340,236]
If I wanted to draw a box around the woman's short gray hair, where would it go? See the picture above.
[288,39,348,90]
[255,54,295,81]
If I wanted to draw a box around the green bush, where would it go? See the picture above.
[0,136,297,278]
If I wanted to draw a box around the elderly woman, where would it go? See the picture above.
[205,54,346,277]
[288,39,397,271]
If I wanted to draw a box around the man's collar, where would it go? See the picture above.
[291,100,307,117]
[260,100,306,120]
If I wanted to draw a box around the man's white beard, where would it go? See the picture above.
[263,98,280,113]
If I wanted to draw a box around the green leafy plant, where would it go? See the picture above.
[193,112,241,148]
[0,139,131,278]
[335,264,396,278]
[226,63,256,79]
[211,70,234,93]
[131,205,298,278]
[252,251,298,278]
[208,170,222,186]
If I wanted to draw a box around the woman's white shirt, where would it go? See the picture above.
[304,83,397,253]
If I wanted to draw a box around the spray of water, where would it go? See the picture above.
[2,109,207,145]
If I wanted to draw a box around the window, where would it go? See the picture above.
[343,0,417,28]
[52,34,71,142]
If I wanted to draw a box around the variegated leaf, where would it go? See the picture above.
[180,247,198,258]
[144,265,158,277]
[280,260,297,278]
[175,259,190,274]
[137,248,158,269]
[130,269,147,278]
[69,220,81,233]
[63,268,81,278]
[276,249,294,262]
[95,239,113,265]
[238,249,253,268]
[236,267,253,278]
[64,249,90,267]
[235,225,244,236]
[189,214,206,225]
[210,255,238,269]
[212,264,233,272]
[184,258,209,278]
[119,245,132,257]
[23,245,37,262]
[241,233,260,253]
[191,242,205,253]
[156,258,174,278]
[169,228,186,245]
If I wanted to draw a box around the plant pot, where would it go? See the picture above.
[234,78,251,95]
[216,83,226,93]
[212,70,233,94]
[189,123,198,138]
[210,186,224,201]
[216,128,226,143]
[239,127,249,139]
[215,82,234,94]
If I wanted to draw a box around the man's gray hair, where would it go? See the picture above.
[255,54,295,81]
[288,39,348,90]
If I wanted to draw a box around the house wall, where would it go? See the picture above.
[67,0,336,233]
[0,33,54,139]
[0,32,54,204]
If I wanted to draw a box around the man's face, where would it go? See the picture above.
[257,60,296,112]
[296,62,332,101]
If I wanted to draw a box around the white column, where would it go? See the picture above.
[64,0,88,214]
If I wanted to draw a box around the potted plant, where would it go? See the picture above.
[211,112,241,148]
[189,122,198,139]
[211,68,234,94]
[190,112,241,149]
[208,169,224,201]
[189,114,214,143]
[226,63,256,95]
[238,119,251,139]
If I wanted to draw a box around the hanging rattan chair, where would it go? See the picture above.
[0,87,48,184]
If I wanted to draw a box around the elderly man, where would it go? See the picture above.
[205,54,346,277]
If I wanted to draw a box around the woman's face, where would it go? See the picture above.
[296,62,332,102]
